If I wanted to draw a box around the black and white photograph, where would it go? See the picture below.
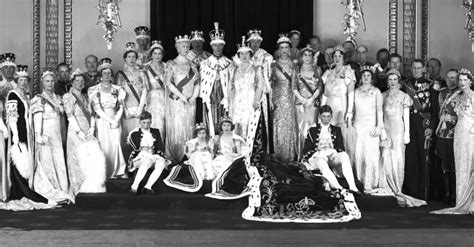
[0,0,473,246]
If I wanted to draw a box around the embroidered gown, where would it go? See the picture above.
[382,90,427,207]
[295,66,322,160]
[165,60,199,163]
[31,92,74,202]
[88,84,127,178]
[270,60,297,162]
[321,65,356,161]
[145,62,167,135]
[433,91,474,214]
[63,91,106,194]
[353,86,383,193]
[116,66,148,160]
[229,64,263,140]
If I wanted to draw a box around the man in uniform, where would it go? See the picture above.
[82,54,100,94]
[55,62,71,96]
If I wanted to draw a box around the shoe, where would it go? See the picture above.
[141,188,156,195]
[129,188,139,195]
[349,189,363,197]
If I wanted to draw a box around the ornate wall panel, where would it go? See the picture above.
[402,0,416,73]
[388,0,398,54]
[45,0,59,71]
[64,0,73,66]
[32,0,41,94]
[421,0,429,62]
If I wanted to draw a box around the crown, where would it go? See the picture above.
[134,26,150,39]
[190,30,205,41]
[386,69,401,78]
[0,52,16,68]
[194,122,207,131]
[41,69,56,80]
[175,34,190,43]
[459,68,473,77]
[289,30,301,37]
[98,57,112,71]
[276,33,291,45]
[69,68,83,80]
[218,116,233,125]
[237,36,252,54]
[334,44,346,53]
[16,64,29,77]
[300,44,315,54]
[360,65,376,74]
[150,40,164,51]
[209,22,225,45]
[247,29,263,42]
[124,42,137,53]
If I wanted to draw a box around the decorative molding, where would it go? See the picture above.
[32,0,41,94]
[388,0,398,54]
[45,0,59,71]
[402,0,416,74]
[64,0,73,66]
[421,0,429,62]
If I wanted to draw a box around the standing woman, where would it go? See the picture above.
[270,34,298,162]
[294,45,322,160]
[88,58,127,179]
[31,71,73,202]
[352,66,384,194]
[321,45,356,160]
[433,68,474,214]
[145,40,167,135]
[229,36,264,139]
[64,69,106,194]
[165,34,200,163]
[382,70,426,206]
[116,42,148,159]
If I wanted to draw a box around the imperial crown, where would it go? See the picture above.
[209,22,225,45]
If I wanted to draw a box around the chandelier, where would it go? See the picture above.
[97,0,122,50]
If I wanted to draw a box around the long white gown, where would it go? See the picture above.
[145,62,167,135]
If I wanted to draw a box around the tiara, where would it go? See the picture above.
[276,33,291,45]
[219,116,233,124]
[334,44,346,53]
[69,68,83,80]
[360,65,376,73]
[175,34,190,43]
[134,26,150,39]
[194,122,207,131]
[209,22,225,45]
[98,57,112,71]
[300,44,315,54]
[386,69,401,78]
[124,42,137,53]
[16,64,29,77]
[0,52,16,68]
[289,30,301,36]
[150,40,164,51]
[41,69,56,80]
[190,30,205,41]
[237,36,252,54]
[459,68,473,78]
[247,29,263,42]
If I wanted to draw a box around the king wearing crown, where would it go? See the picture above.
[200,22,234,136]
[134,26,151,68]
[0,53,18,100]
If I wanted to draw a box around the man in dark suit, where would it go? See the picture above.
[128,111,168,194]
[309,35,326,67]
[302,105,360,194]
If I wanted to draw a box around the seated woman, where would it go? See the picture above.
[64,69,106,194]
[128,111,167,195]
[164,123,215,192]
[1,65,56,210]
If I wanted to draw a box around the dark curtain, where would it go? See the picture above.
[150,0,313,60]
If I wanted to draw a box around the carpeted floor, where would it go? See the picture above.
[0,203,472,230]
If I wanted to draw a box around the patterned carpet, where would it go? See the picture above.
[0,203,472,230]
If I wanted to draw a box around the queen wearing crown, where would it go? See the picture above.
[187,30,212,68]
[88,58,128,179]
[116,42,149,163]
[229,36,264,140]
[145,40,167,136]
[165,34,200,163]
[134,26,151,68]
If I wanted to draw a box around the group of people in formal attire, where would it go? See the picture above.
[0,22,472,222]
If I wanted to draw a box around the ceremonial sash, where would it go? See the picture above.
[118,71,141,103]
[275,63,292,82]
[403,80,425,113]
[169,68,195,99]
[37,94,61,114]
[147,66,164,88]
[71,92,91,124]
[299,76,316,94]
